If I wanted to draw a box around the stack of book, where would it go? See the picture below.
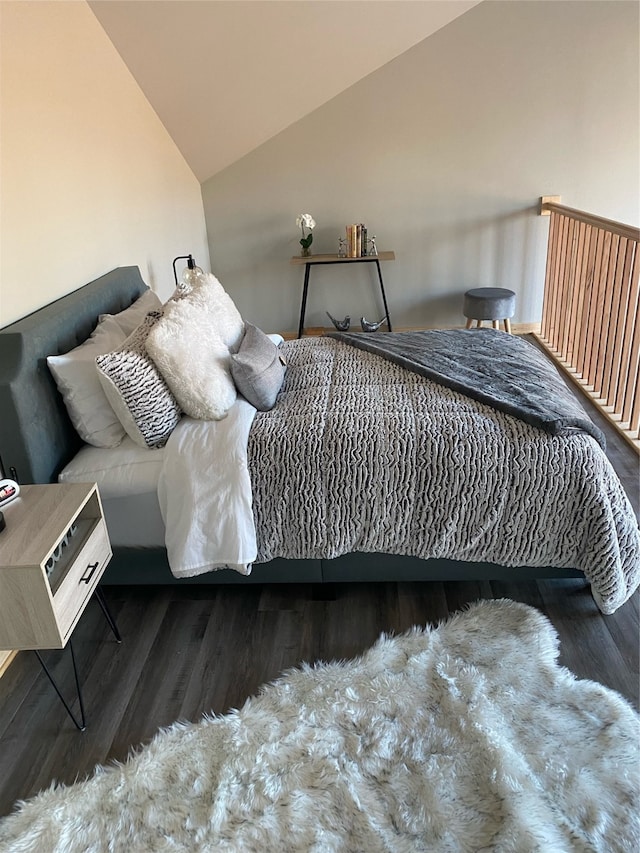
[345,224,368,257]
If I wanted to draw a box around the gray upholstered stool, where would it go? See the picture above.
[463,287,516,334]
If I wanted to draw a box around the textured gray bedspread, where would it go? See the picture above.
[248,337,639,614]
[328,329,606,448]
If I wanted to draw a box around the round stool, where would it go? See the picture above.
[463,287,516,334]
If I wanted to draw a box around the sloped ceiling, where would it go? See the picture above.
[89,0,480,182]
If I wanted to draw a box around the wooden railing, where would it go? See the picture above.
[536,201,640,451]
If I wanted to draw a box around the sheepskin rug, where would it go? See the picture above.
[0,600,638,853]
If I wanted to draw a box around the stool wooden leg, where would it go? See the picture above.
[476,319,482,328]
[492,320,499,330]
[465,318,473,329]
[504,318,512,335]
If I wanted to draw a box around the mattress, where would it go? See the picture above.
[58,437,165,547]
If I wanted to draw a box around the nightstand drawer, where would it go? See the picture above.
[54,518,112,644]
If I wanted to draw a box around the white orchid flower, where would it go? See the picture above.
[296,214,316,230]
[296,213,316,255]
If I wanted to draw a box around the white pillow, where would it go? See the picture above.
[145,273,244,420]
[103,289,163,337]
[47,314,127,448]
[96,312,182,448]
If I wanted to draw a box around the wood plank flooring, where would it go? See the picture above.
[0,387,637,819]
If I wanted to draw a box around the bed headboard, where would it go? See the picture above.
[0,266,149,485]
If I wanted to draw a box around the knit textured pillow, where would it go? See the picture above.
[145,274,244,420]
[230,324,286,411]
[95,312,182,448]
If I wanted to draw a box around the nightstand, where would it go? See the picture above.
[0,483,121,730]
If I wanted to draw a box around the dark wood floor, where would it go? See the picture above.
[0,390,637,819]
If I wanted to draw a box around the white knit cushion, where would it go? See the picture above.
[96,312,182,448]
[47,314,127,448]
[145,274,244,421]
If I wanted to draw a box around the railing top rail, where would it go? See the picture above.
[542,202,640,242]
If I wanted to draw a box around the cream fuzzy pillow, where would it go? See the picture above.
[145,274,244,420]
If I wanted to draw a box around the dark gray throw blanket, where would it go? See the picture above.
[327,328,606,448]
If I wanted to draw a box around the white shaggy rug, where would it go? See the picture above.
[0,600,638,853]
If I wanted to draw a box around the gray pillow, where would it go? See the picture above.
[230,324,286,411]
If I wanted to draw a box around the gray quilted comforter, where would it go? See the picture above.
[248,336,639,614]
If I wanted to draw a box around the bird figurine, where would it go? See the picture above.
[360,316,387,332]
[326,311,351,331]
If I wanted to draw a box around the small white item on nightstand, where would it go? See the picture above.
[0,478,19,508]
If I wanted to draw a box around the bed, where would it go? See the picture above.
[0,266,638,613]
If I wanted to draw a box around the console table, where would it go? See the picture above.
[290,252,395,338]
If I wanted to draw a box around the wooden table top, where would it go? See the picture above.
[290,251,395,265]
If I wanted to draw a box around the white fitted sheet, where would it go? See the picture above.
[59,437,165,546]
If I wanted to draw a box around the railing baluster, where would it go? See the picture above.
[629,253,640,434]
[606,237,631,409]
[587,231,612,389]
[560,218,580,361]
[593,233,619,398]
[552,214,569,351]
[541,212,560,341]
[575,226,599,378]
[620,245,639,426]
[566,221,588,363]
[545,212,559,345]
[583,230,608,387]
[600,234,625,405]
[612,241,635,416]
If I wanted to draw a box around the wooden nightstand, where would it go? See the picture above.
[0,483,121,730]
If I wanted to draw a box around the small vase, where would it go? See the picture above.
[301,246,312,258]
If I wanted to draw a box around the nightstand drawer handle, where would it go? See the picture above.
[80,562,100,584]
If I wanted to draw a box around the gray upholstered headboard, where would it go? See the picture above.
[0,266,148,485]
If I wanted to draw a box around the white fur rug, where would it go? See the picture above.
[0,600,638,853]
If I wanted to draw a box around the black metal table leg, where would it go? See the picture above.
[94,586,122,643]
[297,262,312,338]
[375,259,393,331]
[34,639,86,731]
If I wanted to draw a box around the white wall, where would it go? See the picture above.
[202,0,639,334]
[0,1,210,327]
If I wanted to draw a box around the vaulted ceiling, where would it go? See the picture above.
[89,0,480,183]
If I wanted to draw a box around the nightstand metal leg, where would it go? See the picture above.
[94,586,122,643]
[34,640,86,731]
